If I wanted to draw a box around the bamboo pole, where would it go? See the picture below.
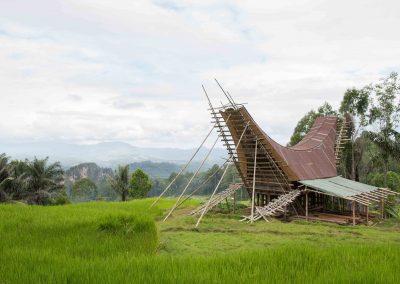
[233,190,236,214]
[214,78,236,109]
[150,123,215,208]
[250,140,258,224]
[175,159,230,209]
[305,190,308,222]
[175,122,248,210]
[163,134,221,222]
[196,164,230,227]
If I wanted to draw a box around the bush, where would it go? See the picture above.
[52,194,71,205]
[98,213,159,253]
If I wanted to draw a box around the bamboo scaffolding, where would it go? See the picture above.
[175,122,249,210]
[190,183,242,216]
[195,164,231,227]
[163,132,222,222]
[151,123,216,208]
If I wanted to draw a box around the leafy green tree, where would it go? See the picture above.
[25,157,64,205]
[129,169,152,198]
[339,87,370,180]
[108,165,130,201]
[366,171,400,192]
[367,72,400,187]
[72,178,97,202]
[97,180,119,200]
[288,102,337,146]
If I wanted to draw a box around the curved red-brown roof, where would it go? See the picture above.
[239,107,338,181]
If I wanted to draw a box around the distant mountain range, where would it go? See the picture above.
[0,141,227,169]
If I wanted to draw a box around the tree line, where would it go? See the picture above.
[0,156,152,204]
[289,72,400,190]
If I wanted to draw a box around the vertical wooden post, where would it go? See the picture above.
[267,193,270,204]
[250,140,258,224]
[284,205,287,220]
[366,204,369,225]
[381,197,384,219]
[305,191,309,221]
[225,198,230,212]
[233,190,236,214]
[352,201,356,226]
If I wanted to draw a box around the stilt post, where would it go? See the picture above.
[250,139,258,224]
[233,190,236,214]
[305,190,309,222]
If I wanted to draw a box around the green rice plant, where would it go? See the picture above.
[1,198,400,283]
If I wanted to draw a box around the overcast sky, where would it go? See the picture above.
[1,0,399,148]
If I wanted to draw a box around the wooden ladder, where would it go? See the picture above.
[241,190,302,222]
[335,116,352,166]
[190,183,243,216]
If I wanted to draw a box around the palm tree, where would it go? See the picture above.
[25,157,64,204]
[8,160,29,200]
[0,153,12,202]
[108,165,130,201]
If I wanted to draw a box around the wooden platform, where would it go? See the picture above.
[291,212,365,225]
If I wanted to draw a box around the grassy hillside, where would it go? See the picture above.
[1,199,400,283]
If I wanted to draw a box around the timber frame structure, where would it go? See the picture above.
[155,81,398,226]
[209,90,397,225]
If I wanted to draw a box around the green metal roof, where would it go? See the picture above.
[299,176,378,198]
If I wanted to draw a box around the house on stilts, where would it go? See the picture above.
[212,96,397,225]
[154,82,398,226]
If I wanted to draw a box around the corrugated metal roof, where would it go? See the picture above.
[299,176,378,198]
[239,107,338,181]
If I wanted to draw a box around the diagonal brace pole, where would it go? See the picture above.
[150,123,216,208]
[163,133,221,222]
[195,163,230,227]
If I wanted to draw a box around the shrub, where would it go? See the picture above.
[98,213,158,253]
[52,193,71,205]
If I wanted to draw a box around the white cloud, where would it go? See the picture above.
[0,0,399,148]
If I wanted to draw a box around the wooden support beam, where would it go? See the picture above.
[233,190,236,214]
[305,190,309,222]
[352,201,356,226]
[250,140,258,224]
[225,198,230,212]
[195,164,230,227]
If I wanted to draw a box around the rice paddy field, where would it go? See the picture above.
[1,199,400,283]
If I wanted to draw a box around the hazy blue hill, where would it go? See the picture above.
[129,161,180,178]
[0,141,226,168]
[64,161,202,182]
